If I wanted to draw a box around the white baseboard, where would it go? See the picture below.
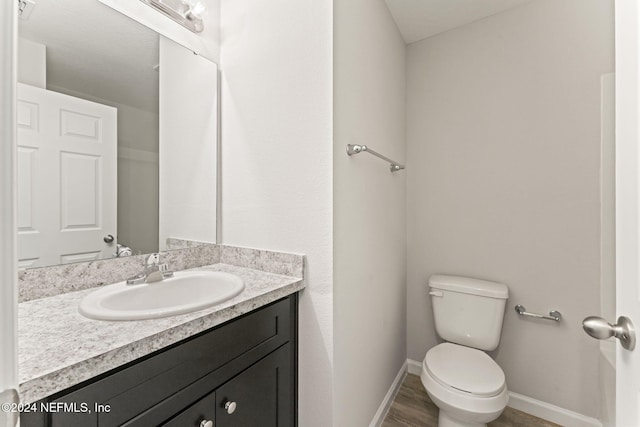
[369,360,407,427]
[405,359,601,427]
[407,358,422,375]
[508,391,602,427]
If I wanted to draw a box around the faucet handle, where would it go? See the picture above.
[159,263,174,278]
[146,253,160,267]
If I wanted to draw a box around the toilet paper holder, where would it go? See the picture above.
[515,304,562,322]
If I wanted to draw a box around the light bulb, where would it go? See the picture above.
[184,0,206,21]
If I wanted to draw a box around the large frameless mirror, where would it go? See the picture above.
[17,0,218,269]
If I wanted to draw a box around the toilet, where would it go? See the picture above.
[420,274,509,427]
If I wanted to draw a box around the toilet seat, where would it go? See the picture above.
[421,344,509,426]
[425,343,505,397]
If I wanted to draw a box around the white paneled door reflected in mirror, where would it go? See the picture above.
[16,0,218,269]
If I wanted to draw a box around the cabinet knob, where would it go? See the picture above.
[200,420,213,427]
[224,400,237,414]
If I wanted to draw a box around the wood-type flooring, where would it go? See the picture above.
[382,374,562,427]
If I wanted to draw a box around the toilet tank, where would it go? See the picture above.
[429,275,509,351]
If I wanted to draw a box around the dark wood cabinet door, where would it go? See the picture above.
[161,391,215,427]
[215,344,293,427]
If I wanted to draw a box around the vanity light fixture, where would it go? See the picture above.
[18,0,36,20]
[139,0,205,33]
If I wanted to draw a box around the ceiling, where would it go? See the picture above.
[384,0,534,44]
[18,0,536,109]
[19,0,159,113]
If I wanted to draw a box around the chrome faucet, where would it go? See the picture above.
[126,253,174,285]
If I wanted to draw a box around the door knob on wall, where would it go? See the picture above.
[582,315,636,350]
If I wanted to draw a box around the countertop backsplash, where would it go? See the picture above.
[18,242,304,302]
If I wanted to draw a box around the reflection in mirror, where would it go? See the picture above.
[16,0,217,269]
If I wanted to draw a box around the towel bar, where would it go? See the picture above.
[515,304,561,322]
[346,144,405,172]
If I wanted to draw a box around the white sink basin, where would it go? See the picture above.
[78,271,244,321]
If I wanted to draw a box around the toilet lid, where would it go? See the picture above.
[425,343,505,397]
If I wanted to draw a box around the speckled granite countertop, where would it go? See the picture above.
[19,263,304,404]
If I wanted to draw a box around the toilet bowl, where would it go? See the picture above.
[421,275,509,427]
[420,343,508,427]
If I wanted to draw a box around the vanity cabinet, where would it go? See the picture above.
[164,345,290,427]
[21,295,297,427]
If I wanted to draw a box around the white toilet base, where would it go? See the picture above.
[438,410,486,427]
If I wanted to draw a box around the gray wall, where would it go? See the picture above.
[333,0,407,425]
[406,0,613,418]
[219,0,334,425]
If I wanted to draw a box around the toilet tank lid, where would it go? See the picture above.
[429,275,508,299]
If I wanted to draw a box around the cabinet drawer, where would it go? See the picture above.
[48,296,294,427]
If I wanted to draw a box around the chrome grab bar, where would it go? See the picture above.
[515,304,561,322]
[346,144,405,172]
